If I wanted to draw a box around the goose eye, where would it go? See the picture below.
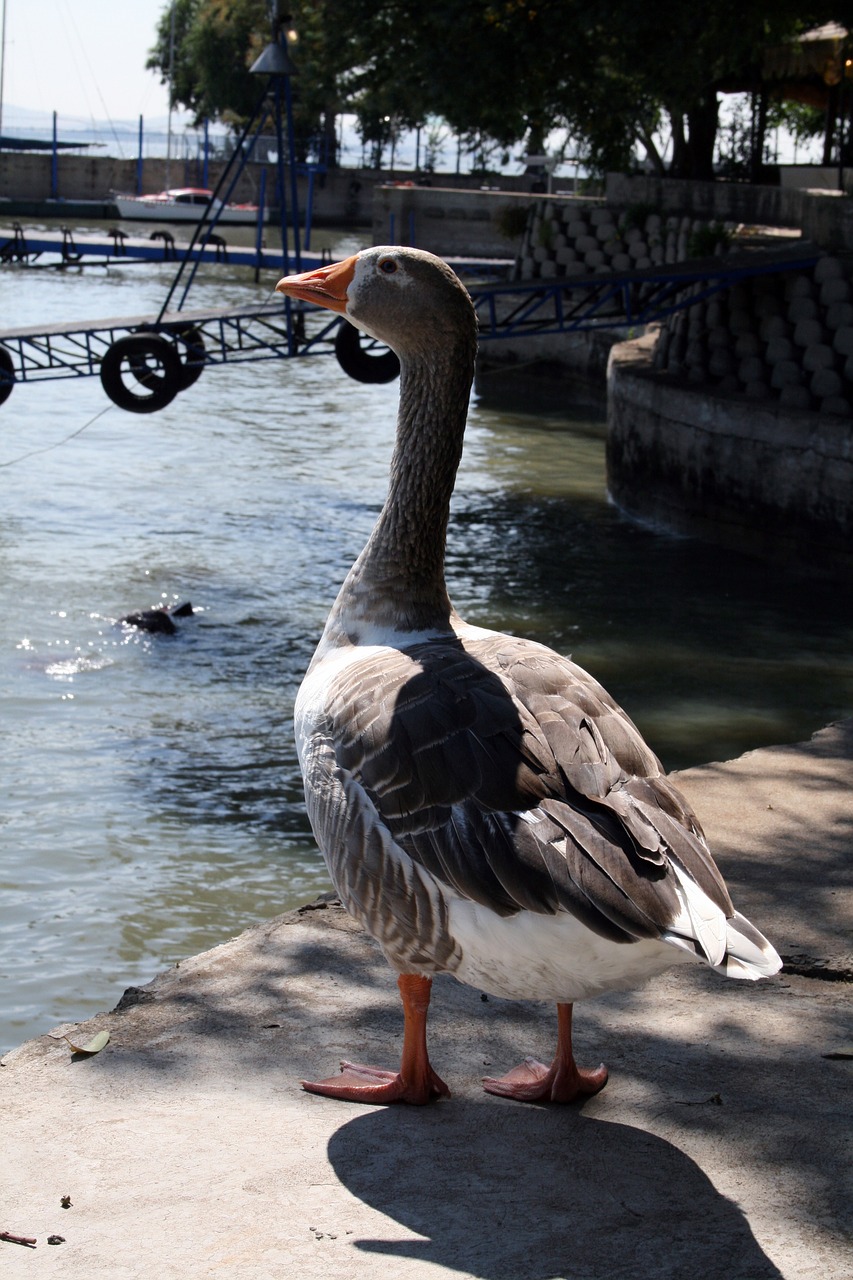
[378,259,398,274]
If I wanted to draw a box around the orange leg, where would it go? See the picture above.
[482,1002,608,1104]
[301,973,450,1105]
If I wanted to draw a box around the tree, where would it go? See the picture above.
[147,0,265,125]
[147,0,352,164]
[148,1,853,179]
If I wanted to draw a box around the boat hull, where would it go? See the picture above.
[112,193,268,226]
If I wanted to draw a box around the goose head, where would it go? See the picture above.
[275,246,477,361]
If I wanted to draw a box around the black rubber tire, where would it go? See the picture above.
[334,321,400,384]
[100,335,183,413]
[0,347,14,406]
[165,325,206,389]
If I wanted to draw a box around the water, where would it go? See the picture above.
[2,241,852,1054]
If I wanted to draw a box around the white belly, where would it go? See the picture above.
[447,897,695,1002]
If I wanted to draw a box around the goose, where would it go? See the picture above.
[275,246,781,1106]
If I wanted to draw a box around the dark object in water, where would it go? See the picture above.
[119,601,194,635]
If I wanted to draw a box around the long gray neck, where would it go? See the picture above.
[325,336,476,642]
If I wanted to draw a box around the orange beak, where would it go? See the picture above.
[275,255,358,314]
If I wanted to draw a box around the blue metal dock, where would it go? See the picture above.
[0,222,316,271]
[471,244,820,337]
[0,242,821,413]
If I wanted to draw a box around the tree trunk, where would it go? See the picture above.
[637,124,666,175]
[669,110,687,175]
[750,88,769,183]
[823,85,838,166]
[321,108,338,168]
[683,92,719,180]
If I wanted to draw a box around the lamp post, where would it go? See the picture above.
[155,2,302,319]
[250,2,301,272]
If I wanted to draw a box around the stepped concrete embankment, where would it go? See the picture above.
[607,250,853,572]
[476,195,853,568]
[607,170,853,253]
[608,333,853,574]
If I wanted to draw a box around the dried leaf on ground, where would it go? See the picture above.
[64,1030,110,1055]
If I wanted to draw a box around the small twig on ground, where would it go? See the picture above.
[1,1230,37,1247]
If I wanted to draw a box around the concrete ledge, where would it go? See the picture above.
[606,172,853,252]
[1,723,852,1277]
[607,334,853,573]
[373,184,541,259]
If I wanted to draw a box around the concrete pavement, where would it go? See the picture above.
[1,721,851,1279]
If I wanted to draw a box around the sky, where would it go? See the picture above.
[1,0,180,126]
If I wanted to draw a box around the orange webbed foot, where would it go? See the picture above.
[482,1003,608,1104]
[300,975,450,1105]
[482,1055,608,1103]
[302,1059,450,1105]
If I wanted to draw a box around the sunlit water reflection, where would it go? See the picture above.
[1,237,851,1051]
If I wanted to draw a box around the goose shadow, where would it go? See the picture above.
[327,1101,783,1280]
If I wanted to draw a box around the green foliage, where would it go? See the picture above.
[147,0,266,124]
[715,99,756,178]
[146,1,849,180]
[422,120,449,172]
[618,203,660,235]
[687,221,732,259]
[767,99,826,148]
[147,0,352,160]
[494,203,530,240]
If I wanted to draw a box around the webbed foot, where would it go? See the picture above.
[482,1055,607,1103]
[303,1059,450,1105]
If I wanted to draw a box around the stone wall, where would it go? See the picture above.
[607,252,853,570]
[372,184,561,259]
[482,196,853,426]
[0,153,263,205]
[653,255,853,419]
[608,336,853,574]
[516,201,735,278]
[0,154,384,226]
[475,198,737,397]
[605,172,853,252]
[477,194,853,570]
[0,151,547,232]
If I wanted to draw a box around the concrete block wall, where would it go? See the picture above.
[605,172,853,253]
[372,184,560,259]
[0,153,264,205]
[517,201,735,279]
[478,199,738,397]
[653,255,853,419]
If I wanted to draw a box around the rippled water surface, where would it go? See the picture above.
[2,238,852,1052]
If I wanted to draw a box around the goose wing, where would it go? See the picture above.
[315,632,734,965]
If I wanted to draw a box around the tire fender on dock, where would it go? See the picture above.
[0,348,15,405]
[334,320,400,384]
[166,325,206,390]
[99,334,184,413]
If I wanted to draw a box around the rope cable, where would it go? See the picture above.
[0,402,113,468]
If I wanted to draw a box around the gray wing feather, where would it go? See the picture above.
[316,632,734,960]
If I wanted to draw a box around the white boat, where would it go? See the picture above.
[111,187,268,226]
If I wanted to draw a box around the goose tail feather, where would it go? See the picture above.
[718,911,783,980]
